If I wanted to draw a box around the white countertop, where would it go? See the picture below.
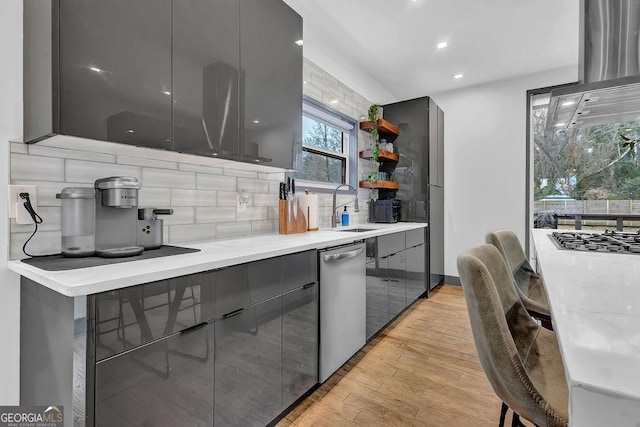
[8,223,427,297]
[531,229,640,426]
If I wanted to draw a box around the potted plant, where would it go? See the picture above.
[368,104,380,181]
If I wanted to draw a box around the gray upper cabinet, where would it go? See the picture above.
[24,0,302,169]
[58,0,172,150]
[239,0,303,168]
[172,0,241,159]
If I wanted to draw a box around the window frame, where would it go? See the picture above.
[292,96,358,192]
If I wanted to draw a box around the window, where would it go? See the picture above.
[293,98,357,188]
[528,89,640,233]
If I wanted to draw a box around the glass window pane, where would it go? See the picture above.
[302,116,344,153]
[296,150,344,184]
[532,96,640,231]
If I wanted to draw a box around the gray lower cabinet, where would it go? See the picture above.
[406,243,427,303]
[388,251,407,319]
[95,322,213,426]
[282,283,319,409]
[214,297,282,426]
[365,232,426,341]
[91,250,317,426]
[366,259,389,340]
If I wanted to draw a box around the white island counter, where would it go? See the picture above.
[532,229,640,427]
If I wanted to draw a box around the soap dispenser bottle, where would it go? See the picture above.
[341,206,349,226]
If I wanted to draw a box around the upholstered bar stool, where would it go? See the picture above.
[486,229,551,322]
[457,244,568,427]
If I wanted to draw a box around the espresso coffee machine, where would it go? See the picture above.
[94,176,144,257]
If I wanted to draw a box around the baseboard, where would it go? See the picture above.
[443,275,461,286]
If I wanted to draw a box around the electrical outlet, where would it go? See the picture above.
[8,185,37,224]
[237,193,247,213]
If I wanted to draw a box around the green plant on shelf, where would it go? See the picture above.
[368,104,381,171]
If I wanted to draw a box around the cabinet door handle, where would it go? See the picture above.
[181,322,207,334]
[222,308,244,319]
[303,282,316,289]
[322,247,363,263]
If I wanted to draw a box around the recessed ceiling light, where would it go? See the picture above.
[555,123,566,127]
[453,74,463,79]
[89,66,102,73]
[162,90,171,96]
[126,129,134,134]
[561,101,575,107]
[330,99,339,104]
[437,42,448,49]
[295,39,303,46]
[253,120,260,124]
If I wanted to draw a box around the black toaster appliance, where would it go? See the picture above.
[368,199,401,223]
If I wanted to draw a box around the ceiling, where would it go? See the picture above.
[283,0,580,104]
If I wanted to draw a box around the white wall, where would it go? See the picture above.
[0,0,23,404]
[431,66,577,277]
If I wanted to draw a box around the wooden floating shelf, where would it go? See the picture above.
[359,118,400,136]
[359,149,399,162]
[359,180,399,190]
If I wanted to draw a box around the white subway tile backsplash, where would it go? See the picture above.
[142,168,196,189]
[252,193,277,207]
[224,168,258,178]
[29,144,116,163]
[161,207,195,225]
[117,155,178,170]
[11,153,65,182]
[9,180,77,207]
[267,206,279,221]
[178,163,224,175]
[138,187,171,207]
[10,206,61,233]
[197,173,237,191]
[196,207,235,223]
[216,222,251,239]
[303,84,323,103]
[66,159,141,184]
[237,177,269,193]
[251,220,277,235]
[236,207,268,222]
[268,180,281,194]
[169,224,215,243]
[217,191,239,207]
[11,231,61,260]
[171,189,217,207]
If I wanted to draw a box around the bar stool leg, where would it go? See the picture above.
[499,402,508,427]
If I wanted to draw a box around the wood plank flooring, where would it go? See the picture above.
[278,285,533,427]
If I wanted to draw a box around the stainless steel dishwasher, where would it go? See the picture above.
[319,241,366,382]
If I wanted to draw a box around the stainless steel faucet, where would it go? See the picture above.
[331,184,359,228]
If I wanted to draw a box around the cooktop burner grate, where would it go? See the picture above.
[549,230,640,254]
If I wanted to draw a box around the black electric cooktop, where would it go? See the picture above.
[550,230,640,254]
[20,245,201,271]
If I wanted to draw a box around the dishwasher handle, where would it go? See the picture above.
[322,246,364,263]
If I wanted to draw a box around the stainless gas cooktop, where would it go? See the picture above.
[550,231,640,254]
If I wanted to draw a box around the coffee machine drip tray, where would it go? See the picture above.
[21,245,201,271]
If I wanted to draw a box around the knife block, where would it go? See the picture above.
[279,200,307,234]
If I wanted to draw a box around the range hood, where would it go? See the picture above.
[546,0,640,130]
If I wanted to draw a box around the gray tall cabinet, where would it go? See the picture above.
[383,97,445,292]
[24,0,302,169]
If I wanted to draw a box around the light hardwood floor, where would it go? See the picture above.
[278,285,533,427]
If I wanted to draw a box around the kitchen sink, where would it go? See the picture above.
[335,228,377,233]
